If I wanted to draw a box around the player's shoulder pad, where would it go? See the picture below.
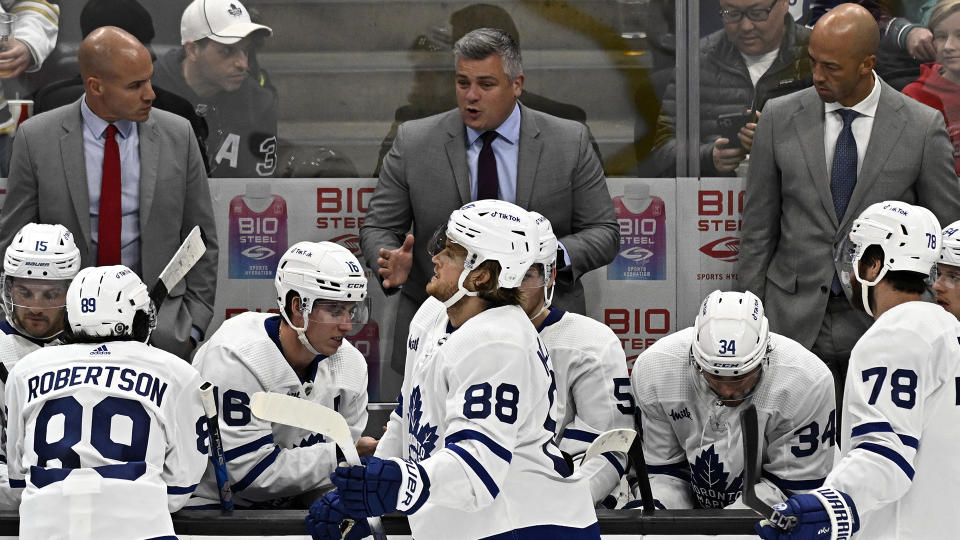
[632,328,696,404]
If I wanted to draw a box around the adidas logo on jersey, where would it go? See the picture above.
[89,345,110,356]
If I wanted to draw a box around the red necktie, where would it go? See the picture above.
[98,124,121,266]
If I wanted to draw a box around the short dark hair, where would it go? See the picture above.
[453,28,523,80]
[860,245,927,294]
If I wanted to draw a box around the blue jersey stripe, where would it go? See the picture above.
[445,429,512,463]
[224,434,275,462]
[761,469,825,491]
[167,482,200,495]
[232,445,282,491]
[9,479,24,488]
[851,422,919,449]
[563,429,598,443]
[602,452,626,477]
[483,521,601,539]
[857,442,915,480]
[447,443,499,499]
[647,460,690,481]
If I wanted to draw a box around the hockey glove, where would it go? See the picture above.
[755,488,859,540]
[305,491,370,540]
[331,456,430,517]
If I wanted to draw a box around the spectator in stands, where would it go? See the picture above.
[648,0,813,177]
[0,1,59,175]
[32,0,212,174]
[903,0,960,176]
[738,3,960,407]
[360,28,618,382]
[0,27,218,360]
[152,0,278,178]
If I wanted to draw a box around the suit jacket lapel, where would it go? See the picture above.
[442,111,471,205]
[843,81,905,230]
[138,116,159,228]
[793,91,838,228]
[515,105,542,208]
[60,103,92,256]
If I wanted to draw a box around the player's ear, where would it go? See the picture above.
[289,296,306,325]
[858,255,883,281]
[468,267,492,291]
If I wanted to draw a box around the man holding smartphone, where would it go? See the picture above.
[648,0,813,176]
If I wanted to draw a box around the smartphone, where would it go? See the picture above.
[716,111,755,150]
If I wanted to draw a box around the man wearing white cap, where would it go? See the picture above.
[152,0,277,177]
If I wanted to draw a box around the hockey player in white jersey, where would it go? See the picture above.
[0,223,81,509]
[933,219,960,320]
[521,211,634,508]
[5,265,208,539]
[758,202,960,540]
[630,290,836,511]
[190,241,375,509]
[306,200,599,540]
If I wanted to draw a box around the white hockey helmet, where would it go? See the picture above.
[274,241,369,355]
[691,290,770,377]
[529,211,558,306]
[841,201,941,316]
[434,200,539,308]
[940,220,960,268]
[66,265,156,341]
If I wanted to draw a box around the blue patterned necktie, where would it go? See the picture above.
[831,109,859,220]
[830,108,859,295]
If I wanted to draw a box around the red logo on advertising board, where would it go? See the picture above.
[329,233,362,257]
[699,237,740,262]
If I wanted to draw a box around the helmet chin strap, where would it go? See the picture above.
[853,262,887,318]
[442,269,478,309]
[280,310,322,357]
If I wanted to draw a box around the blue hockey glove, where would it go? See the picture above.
[331,456,430,517]
[305,491,370,540]
[755,488,859,540]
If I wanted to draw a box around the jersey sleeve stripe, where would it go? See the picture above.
[224,433,276,462]
[445,429,513,463]
[602,452,626,477]
[167,482,200,495]
[394,395,403,416]
[761,469,825,491]
[647,460,690,481]
[855,442,915,480]
[850,422,919,449]
[8,479,24,488]
[447,444,500,499]
[232,445,282,491]
[562,429,599,443]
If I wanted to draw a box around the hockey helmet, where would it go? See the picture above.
[66,265,156,341]
[691,290,769,377]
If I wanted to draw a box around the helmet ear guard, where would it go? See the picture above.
[691,290,769,377]
[939,220,960,268]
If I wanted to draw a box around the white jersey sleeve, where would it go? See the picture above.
[191,313,368,507]
[826,302,960,523]
[540,311,633,505]
[7,1,60,69]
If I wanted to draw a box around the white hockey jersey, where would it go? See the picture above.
[376,297,598,540]
[631,327,836,509]
[0,320,58,510]
[825,301,960,539]
[538,309,634,505]
[5,340,207,540]
[189,312,369,508]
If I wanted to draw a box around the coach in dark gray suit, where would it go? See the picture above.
[738,4,960,399]
[361,28,618,374]
[0,27,217,360]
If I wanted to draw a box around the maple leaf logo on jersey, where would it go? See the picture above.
[690,444,743,508]
[407,386,438,462]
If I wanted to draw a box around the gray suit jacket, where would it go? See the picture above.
[0,100,219,359]
[738,80,960,348]
[361,105,618,368]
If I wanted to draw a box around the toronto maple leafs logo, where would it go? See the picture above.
[690,444,743,508]
[407,386,438,462]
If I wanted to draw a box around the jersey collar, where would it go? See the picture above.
[263,315,326,383]
[0,320,53,347]
[536,308,565,332]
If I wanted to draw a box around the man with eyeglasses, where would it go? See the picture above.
[934,220,960,320]
[627,290,835,511]
[648,0,813,176]
[187,241,378,509]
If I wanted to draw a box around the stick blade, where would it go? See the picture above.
[250,391,355,461]
[582,428,637,464]
[150,225,206,306]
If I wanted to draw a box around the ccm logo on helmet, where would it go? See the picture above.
[712,362,740,368]
[346,284,363,288]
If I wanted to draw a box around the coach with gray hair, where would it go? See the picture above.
[360,27,618,381]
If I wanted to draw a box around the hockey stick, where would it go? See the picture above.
[149,225,206,311]
[199,382,234,512]
[581,428,637,464]
[739,403,798,530]
[626,430,656,514]
[250,391,387,540]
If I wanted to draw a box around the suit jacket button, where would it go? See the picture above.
[820,285,828,294]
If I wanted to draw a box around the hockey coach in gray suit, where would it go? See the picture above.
[360,28,619,376]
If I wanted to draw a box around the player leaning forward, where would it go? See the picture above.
[757,202,960,540]
[6,266,207,539]
[189,241,375,508]
[630,290,835,510]
[307,200,600,539]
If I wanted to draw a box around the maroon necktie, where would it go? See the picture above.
[97,124,121,266]
[477,131,499,200]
